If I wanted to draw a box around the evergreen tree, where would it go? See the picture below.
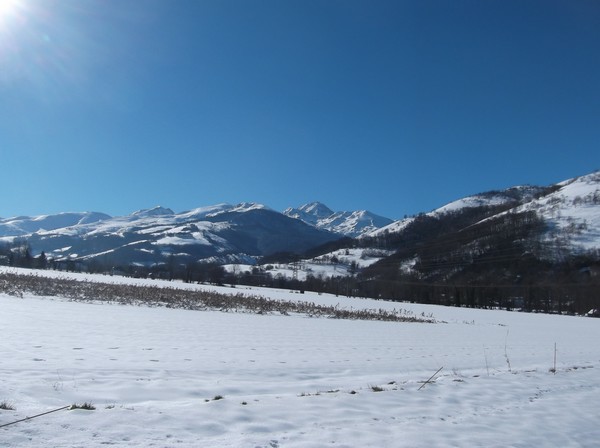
[37,251,48,269]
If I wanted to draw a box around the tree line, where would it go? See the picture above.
[2,207,599,316]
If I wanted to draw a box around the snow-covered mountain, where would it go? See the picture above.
[368,185,554,238]
[283,202,335,225]
[2,172,598,276]
[500,171,600,252]
[431,185,549,215]
[284,202,393,237]
[0,203,340,267]
[129,206,175,219]
[369,171,600,255]
[264,172,600,284]
[0,212,112,237]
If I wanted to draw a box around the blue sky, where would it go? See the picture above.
[1,0,599,220]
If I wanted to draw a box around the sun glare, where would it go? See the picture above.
[0,0,18,18]
[0,0,22,30]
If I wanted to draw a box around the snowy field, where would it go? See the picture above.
[1,268,600,447]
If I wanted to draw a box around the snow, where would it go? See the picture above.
[368,172,600,257]
[533,173,600,251]
[0,203,288,264]
[0,212,112,237]
[233,248,392,281]
[284,202,335,225]
[480,171,600,253]
[255,248,392,281]
[129,206,175,219]
[177,203,233,220]
[366,216,414,237]
[53,246,72,253]
[1,267,600,446]
[318,210,392,236]
[369,187,536,238]
[227,202,272,214]
[154,235,210,246]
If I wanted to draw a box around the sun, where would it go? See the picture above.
[0,0,20,24]
[0,0,16,14]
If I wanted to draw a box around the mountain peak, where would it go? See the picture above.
[284,202,392,237]
[301,202,335,216]
[130,206,175,218]
[284,202,334,222]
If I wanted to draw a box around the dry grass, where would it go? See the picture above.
[0,271,435,323]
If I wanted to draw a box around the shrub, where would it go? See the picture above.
[0,400,15,411]
[70,402,96,410]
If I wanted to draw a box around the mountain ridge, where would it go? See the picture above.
[1,171,599,276]
[0,202,343,268]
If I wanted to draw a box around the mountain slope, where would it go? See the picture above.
[368,185,554,238]
[0,212,112,237]
[351,172,600,308]
[1,203,341,267]
[372,172,600,255]
[283,202,334,225]
[510,171,600,252]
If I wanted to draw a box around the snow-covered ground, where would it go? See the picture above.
[1,268,600,447]
[227,248,392,281]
